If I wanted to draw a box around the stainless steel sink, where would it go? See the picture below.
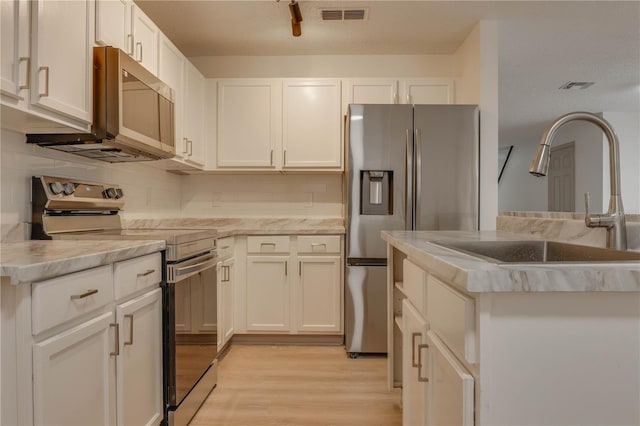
[431,240,640,264]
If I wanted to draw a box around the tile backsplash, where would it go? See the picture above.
[1,129,344,241]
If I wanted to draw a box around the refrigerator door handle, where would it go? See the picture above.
[405,129,413,230]
[414,128,422,230]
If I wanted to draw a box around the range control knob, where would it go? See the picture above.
[115,188,124,199]
[62,182,76,195]
[49,182,64,195]
[104,187,118,199]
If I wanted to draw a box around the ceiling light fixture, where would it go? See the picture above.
[289,0,303,37]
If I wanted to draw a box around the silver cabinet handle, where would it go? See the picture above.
[417,343,429,382]
[411,332,421,367]
[414,128,422,229]
[127,34,134,56]
[406,93,411,104]
[124,314,134,346]
[38,66,49,97]
[137,269,155,277]
[110,323,120,356]
[225,265,230,282]
[136,42,142,62]
[284,149,287,166]
[187,139,193,156]
[285,261,288,276]
[71,289,98,300]
[393,91,398,104]
[182,138,189,154]
[298,261,301,276]
[270,149,274,166]
[19,57,30,89]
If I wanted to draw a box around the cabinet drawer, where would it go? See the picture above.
[247,236,290,254]
[32,265,114,335]
[217,237,235,260]
[403,259,426,315]
[426,275,476,364]
[114,253,162,300]
[297,235,341,254]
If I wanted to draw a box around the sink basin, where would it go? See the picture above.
[431,240,640,264]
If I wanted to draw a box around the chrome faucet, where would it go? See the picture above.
[529,111,627,250]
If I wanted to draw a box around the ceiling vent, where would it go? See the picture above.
[559,81,595,90]
[319,8,368,21]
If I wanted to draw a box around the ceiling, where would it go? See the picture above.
[136,0,640,143]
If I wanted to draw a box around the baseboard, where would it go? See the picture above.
[231,334,344,345]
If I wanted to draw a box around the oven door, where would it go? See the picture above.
[165,251,218,424]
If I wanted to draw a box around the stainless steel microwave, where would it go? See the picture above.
[26,46,175,162]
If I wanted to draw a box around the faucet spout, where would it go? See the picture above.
[528,111,627,250]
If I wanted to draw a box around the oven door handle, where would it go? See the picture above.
[173,256,218,278]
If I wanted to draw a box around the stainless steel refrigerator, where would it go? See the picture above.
[345,104,479,356]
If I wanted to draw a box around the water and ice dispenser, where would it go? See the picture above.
[360,170,393,215]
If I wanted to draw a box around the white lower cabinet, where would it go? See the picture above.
[401,299,429,426]
[242,235,344,336]
[116,288,163,426]
[426,330,474,426]
[33,312,116,426]
[246,256,290,331]
[1,252,164,426]
[296,256,341,332]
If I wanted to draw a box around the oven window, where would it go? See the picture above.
[173,267,217,404]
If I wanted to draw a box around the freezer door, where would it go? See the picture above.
[345,264,388,354]
[413,105,479,231]
[346,104,413,259]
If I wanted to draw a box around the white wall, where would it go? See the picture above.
[0,129,182,241]
[181,174,342,218]
[190,54,456,78]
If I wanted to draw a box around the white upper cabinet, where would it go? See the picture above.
[29,0,93,124]
[217,79,281,168]
[183,61,206,166]
[282,79,342,169]
[342,78,399,111]
[131,5,158,75]
[95,0,132,53]
[402,78,454,104]
[1,0,29,100]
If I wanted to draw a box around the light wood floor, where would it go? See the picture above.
[191,344,401,426]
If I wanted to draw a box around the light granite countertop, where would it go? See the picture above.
[123,217,345,236]
[381,230,640,293]
[0,240,165,285]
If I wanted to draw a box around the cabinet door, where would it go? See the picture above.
[95,0,131,53]
[342,78,398,112]
[158,35,185,158]
[217,79,280,168]
[426,330,474,426]
[132,5,158,75]
[246,256,290,331]
[282,79,342,169]
[184,61,206,166]
[296,256,341,332]
[30,0,93,123]
[402,78,454,105]
[402,299,429,426]
[217,258,235,350]
[1,0,29,100]
[116,288,163,426]
[33,312,116,426]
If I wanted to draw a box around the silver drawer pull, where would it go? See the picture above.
[219,245,231,250]
[124,314,134,346]
[311,243,327,251]
[70,289,98,300]
[137,269,155,277]
[261,242,276,247]
[110,323,120,356]
[417,343,429,382]
[411,332,421,367]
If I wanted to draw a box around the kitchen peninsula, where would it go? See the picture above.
[384,226,640,426]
